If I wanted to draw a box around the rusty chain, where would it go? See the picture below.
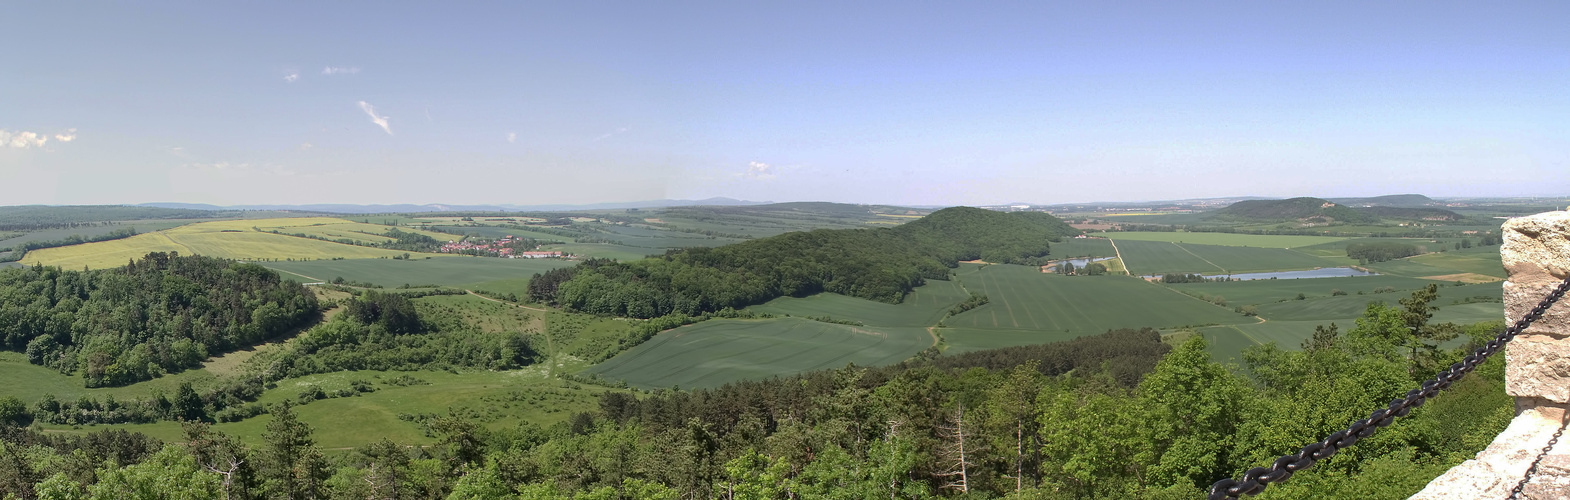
[1209,276,1570,499]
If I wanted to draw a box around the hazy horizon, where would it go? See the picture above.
[4,2,1568,207]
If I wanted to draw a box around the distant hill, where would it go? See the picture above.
[140,198,769,214]
[1326,194,1437,207]
[0,205,222,231]
[1210,197,1376,224]
[1210,197,1461,223]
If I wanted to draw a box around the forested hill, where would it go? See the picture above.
[0,253,318,387]
[1209,197,1376,223]
[1210,197,1463,223]
[529,207,1080,318]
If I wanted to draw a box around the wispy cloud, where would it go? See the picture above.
[592,127,629,142]
[358,101,392,135]
[739,161,776,180]
[507,132,517,143]
[299,142,315,150]
[322,66,360,75]
[283,72,300,83]
[184,161,298,176]
[1,129,75,149]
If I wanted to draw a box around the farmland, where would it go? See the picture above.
[21,217,448,269]
[266,256,574,288]
[1096,231,1348,248]
[749,277,969,328]
[1108,239,1339,276]
[941,264,1255,351]
[586,317,932,389]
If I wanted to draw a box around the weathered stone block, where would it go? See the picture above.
[1508,336,1570,403]
[1505,278,1570,338]
[1502,211,1570,279]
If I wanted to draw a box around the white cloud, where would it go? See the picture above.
[284,72,300,83]
[1,129,75,149]
[358,101,392,135]
[299,142,315,150]
[740,161,775,180]
[592,127,629,142]
[322,66,360,75]
[507,132,517,143]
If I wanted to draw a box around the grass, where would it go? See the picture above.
[266,256,574,288]
[586,317,932,390]
[21,217,446,269]
[1109,239,1341,276]
[749,278,968,328]
[1169,275,1440,306]
[1253,282,1502,322]
[939,264,1254,351]
[1047,238,1117,259]
[252,220,457,245]
[0,219,203,251]
[1094,231,1348,248]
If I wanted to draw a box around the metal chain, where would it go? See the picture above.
[1508,410,1569,499]
[1208,276,1570,500]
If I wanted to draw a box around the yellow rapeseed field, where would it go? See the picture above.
[22,217,454,269]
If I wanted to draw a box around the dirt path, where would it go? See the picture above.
[1107,238,1131,275]
[1171,242,1228,275]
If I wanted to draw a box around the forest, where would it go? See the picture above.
[0,253,319,387]
[528,207,1080,318]
[0,285,1512,499]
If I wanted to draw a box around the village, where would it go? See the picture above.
[438,234,564,259]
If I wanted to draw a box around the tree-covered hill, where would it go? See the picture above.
[1326,194,1437,207]
[1209,197,1376,223]
[529,207,1080,318]
[0,252,318,386]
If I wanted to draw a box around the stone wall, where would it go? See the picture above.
[1412,210,1570,499]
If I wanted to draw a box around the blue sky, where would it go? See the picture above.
[2,1,1567,206]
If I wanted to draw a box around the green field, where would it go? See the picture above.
[940,264,1254,351]
[1170,275,1440,305]
[1046,238,1116,259]
[0,219,205,251]
[587,317,932,389]
[1095,231,1348,248]
[266,256,574,288]
[1110,239,1340,275]
[1253,282,1501,322]
[749,278,968,328]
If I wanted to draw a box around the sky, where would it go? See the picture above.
[2,1,1568,207]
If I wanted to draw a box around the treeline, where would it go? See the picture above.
[0,253,318,387]
[1160,273,1236,284]
[529,207,1080,318]
[0,228,139,262]
[0,294,1510,499]
[0,205,215,231]
[1347,242,1422,263]
[947,292,989,316]
[267,227,446,253]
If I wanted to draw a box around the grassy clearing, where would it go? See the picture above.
[586,317,931,390]
[267,256,573,288]
[1095,231,1348,248]
[749,278,968,328]
[22,217,442,269]
[939,264,1253,351]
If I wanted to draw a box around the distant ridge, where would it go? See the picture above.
[1210,197,1460,223]
[138,197,770,214]
[1326,194,1437,207]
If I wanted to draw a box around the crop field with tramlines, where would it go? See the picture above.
[586,317,932,389]
[940,264,1253,350]
[1109,239,1341,276]
[20,217,445,269]
[266,255,574,288]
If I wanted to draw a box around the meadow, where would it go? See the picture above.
[586,317,932,389]
[748,277,968,328]
[21,217,444,269]
[251,219,456,245]
[1045,237,1116,259]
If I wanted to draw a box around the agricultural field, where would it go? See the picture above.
[940,264,1254,351]
[252,219,456,245]
[266,256,574,288]
[1253,282,1502,322]
[21,217,445,269]
[749,277,968,328]
[1046,237,1116,259]
[586,317,932,389]
[0,219,203,251]
[1171,275,1439,305]
[1096,231,1348,248]
[1110,239,1339,276]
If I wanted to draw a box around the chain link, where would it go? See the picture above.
[1208,276,1570,500]
[1508,410,1569,499]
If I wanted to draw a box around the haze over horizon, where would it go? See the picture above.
[3,2,1567,207]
